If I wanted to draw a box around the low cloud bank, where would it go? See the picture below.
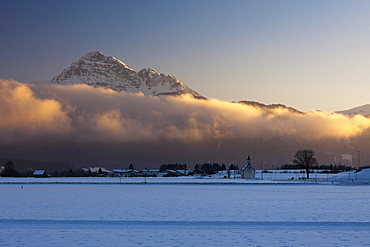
[1,79,370,146]
[0,79,71,143]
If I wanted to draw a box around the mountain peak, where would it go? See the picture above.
[82,51,105,59]
[80,51,133,70]
[52,51,204,98]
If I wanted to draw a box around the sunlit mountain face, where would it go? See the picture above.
[52,51,204,99]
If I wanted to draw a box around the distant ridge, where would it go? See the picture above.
[237,101,302,114]
[335,104,370,116]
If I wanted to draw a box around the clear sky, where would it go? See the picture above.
[1,0,369,112]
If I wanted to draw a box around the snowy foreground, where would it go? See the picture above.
[1,176,370,247]
[1,168,370,184]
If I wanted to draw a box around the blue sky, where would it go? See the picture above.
[1,0,369,112]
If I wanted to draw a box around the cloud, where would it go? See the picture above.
[1,79,370,168]
[2,79,370,146]
[0,79,71,143]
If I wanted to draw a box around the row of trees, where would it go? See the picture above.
[0,160,108,177]
[158,163,240,175]
[1,160,242,177]
[0,150,358,178]
[157,150,353,179]
[159,163,187,172]
[291,149,362,178]
[281,163,352,172]
[157,151,319,178]
[194,163,239,175]
[52,168,106,177]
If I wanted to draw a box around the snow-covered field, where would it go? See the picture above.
[1,168,370,184]
[1,178,370,246]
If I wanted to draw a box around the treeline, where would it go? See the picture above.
[51,168,107,177]
[0,160,107,177]
[1,159,243,177]
[3,158,364,178]
[159,163,187,172]
[159,163,240,175]
[159,163,239,175]
[0,158,70,173]
[280,164,353,172]
[194,163,239,175]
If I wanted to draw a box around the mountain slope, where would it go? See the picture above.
[237,101,302,114]
[52,51,204,98]
[335,104,370,116]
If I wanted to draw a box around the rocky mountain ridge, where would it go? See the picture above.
[52,51,204,99]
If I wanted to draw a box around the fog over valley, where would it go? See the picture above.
[1,79,370,169]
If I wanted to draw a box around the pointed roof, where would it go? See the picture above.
[241,164,255,171]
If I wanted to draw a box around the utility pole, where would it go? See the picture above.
[357,150,360,169]
[261,161,263,180]
[356,151,360,181]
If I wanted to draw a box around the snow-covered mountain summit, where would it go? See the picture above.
[52,51,203,98]
[335,104,370,116]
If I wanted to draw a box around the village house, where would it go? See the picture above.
[140,169,160,177]
[33,170,48,178]
[112,169,138,177]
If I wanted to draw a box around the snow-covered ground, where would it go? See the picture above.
[1,168,369,184]
[0,177,369,246]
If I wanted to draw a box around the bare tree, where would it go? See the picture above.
[293,150,318,179]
